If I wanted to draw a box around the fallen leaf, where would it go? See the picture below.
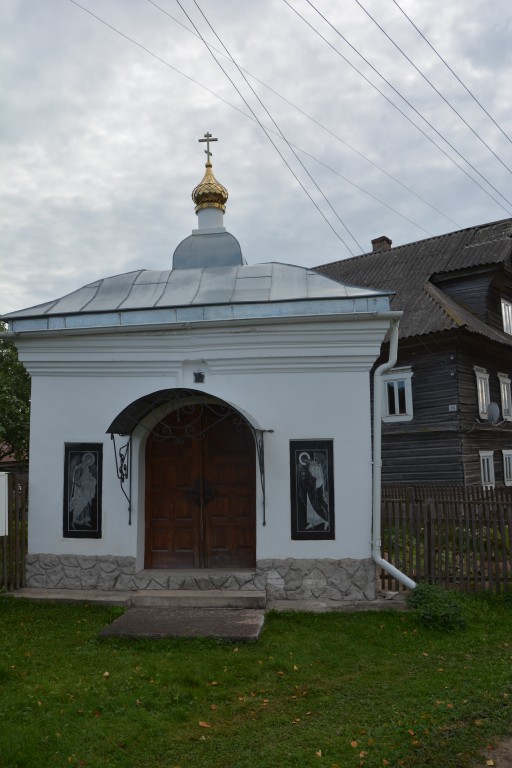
[408,729,415,736]
[103,671,110,678]
[293,665,299,671]
[198,722,211,728]
[351,740,358,748]
[486,760,495,766]
[315,750,322,757]
[210,704,216,711]
[277,671,285,676]
[474,720,485,727]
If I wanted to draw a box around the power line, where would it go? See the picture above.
[146,0,459,228]
[391,0,512,146]
[284,0,512,214]
[353,0,512,176]
[64,0,460,238]
[299,0,512,210]
[174,0,362,254]
[67,0,438,237]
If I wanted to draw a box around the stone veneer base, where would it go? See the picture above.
[25,554,376,601]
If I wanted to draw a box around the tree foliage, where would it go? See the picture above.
[0,331,31,461]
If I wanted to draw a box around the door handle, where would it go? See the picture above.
[185,479,214,506]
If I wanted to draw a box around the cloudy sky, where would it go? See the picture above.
[1,0,511,314]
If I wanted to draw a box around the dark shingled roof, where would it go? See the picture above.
[317,218,512,344]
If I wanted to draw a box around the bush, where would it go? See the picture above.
[407,583,466,631]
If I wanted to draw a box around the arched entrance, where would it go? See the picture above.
[144,401,256,569]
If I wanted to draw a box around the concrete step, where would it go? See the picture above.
[99,607,266,641]
[134,569,260,591]
[9,587,132,605]
[130,589,266,609]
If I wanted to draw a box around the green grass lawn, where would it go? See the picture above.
[0,595,511,768]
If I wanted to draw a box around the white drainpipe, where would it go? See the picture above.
[372,317,417,590]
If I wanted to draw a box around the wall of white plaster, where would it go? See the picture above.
[18,315,389,566]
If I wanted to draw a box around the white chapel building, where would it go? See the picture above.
[3,136,400,602]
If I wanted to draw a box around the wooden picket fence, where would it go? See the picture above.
[380,485,512,593]
[0,469,28,591]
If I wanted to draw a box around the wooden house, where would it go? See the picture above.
[317,219,512,487]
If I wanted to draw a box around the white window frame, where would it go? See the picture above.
[503,450,512,486]
[479,450,495,490]
[474,366,490,419]
[502,299,512,335]
[382,367,413,423]
[498,372,512,421]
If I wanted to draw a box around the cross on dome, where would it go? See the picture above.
[198,132,218,165]
[192,132,228,215]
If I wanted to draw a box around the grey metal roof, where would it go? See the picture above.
[317,218,512,342]
[2,262,393,333]
[172,230,244,269]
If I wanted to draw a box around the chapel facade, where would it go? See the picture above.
[3,135,399,602]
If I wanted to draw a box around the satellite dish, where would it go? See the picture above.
[487,402,500,425]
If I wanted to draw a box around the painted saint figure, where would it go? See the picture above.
[69,452,97,529]
[297,451,330,531]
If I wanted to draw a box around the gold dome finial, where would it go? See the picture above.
[192,132,228,214]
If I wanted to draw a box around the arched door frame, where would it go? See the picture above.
[107,388,270,570]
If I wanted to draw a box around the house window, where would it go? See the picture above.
[479,451,495,489]
[499,373,512,420]
[502,299,512,335]
[474,366,490,419]
[382,368,413,422]
[503,451,512,486]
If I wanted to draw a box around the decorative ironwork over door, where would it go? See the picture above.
[145,404,256,569]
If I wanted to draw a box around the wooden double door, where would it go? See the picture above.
[145,405,256,569]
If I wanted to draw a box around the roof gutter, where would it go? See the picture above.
[372,317,417,590]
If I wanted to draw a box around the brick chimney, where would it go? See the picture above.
[371,235,392,252]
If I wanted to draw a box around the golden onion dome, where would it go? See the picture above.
[191,162,228,214]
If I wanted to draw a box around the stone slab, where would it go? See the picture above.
[9,587,132,606]
[98,607,266,641]
[8,588,408,613]
[268,594,408,612]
